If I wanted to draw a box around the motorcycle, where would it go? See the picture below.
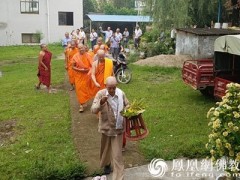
[113,53,132,84]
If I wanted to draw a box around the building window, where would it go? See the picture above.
[58,12,74,26]
[20,0,39,14]
[22,33,40,43]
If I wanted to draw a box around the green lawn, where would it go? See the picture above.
[0,45,85,179]
[0,45,214,179]
[119,65,215,160]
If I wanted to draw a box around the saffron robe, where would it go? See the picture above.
[37,50,52,87]
[91,58,113,97]
[66,47,78,84]
[72,53,92,104]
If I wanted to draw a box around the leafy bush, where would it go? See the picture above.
[139,29,175,58]
[140,40,174,58]
[206,83,240,174]
[142,29,160,43]
[127,51,139,63]
[102,4,137,15]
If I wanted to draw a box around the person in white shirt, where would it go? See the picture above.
[134,25,142,49]
[100,26,113,45]
[122,28,129,48]
[115,28,123,42]
[90,28,98,50]
[79,27,86,45]
[170,25,177,49]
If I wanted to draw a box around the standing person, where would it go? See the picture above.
[91,76,129,180]
[134,25,142,49]
[170,25,177,50]
[62,32,71,48]
[35,44,52,93]
[72,44,92,112]
[93,37,109,54]
[79,27,86,45]
[90,28,98,50]
[115,28,122,42]
[122,28,129,48]
[65,40,79,91]
[100,26,113,45]
[110,33,120,60]
[91,50,114,96]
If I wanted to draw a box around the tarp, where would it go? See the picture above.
[87,14,152,22]
[214,35,240,56]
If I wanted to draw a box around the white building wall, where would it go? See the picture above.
[48,0,83,44]
[176,31,217,59]
[0,0,83,46]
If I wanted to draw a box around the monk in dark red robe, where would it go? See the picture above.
[36,44,52,93]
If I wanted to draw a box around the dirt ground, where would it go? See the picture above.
[134,54,193,67]
[0,119,16,146]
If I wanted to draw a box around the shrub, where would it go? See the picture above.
[206,83,240,174]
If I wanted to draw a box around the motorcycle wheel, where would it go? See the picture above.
[116,68,132,84]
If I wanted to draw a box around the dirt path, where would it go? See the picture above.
[67,79,148,176]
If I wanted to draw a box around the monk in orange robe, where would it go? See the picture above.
[65,41,78,90]
[93,37,109,54]
[72,44,93,112]
[91,49,114,97]
[36,43,52,93]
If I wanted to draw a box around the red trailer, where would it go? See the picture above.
[182,35,240,99]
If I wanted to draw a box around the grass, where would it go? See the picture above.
[0,45,215,178]
[0,45,85,179]
[119,65,215,160]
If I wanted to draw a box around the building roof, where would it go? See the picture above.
[177,28,240,36]
[87,14,152,22]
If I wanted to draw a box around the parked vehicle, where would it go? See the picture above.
[182,35,240,99]
[113,53,132,84]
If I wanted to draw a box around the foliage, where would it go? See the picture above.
[127,52,140,63]
[144,0,191,29]
[101,3,137,15]
[140,30,174,57]
[206,83,240,173]
[144,0,228,29]
[83,0,97,16]
[121,99,146,118]
[33,30,44,43]
[188,0,223,27]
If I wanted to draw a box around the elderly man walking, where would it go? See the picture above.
[91,76,129,180]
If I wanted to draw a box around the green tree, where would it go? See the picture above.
[101,3,137,15]
[145,0,190,29]
[112,0,135,8]
[144,0,228,29]
[188,0,227,27]
[83,0,97,16]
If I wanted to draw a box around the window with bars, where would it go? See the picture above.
[58,12,74,26]
[22,33,40,43]
[20,0,39,14]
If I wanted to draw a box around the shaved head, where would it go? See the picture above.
[97,49,105,56]
[97,49,105,61]
[99,44,105,50]
[106,76,117,86]
[106,76,117,96]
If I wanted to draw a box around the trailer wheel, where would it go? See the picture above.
[200,87,214,97]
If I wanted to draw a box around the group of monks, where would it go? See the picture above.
[64,37,114,112]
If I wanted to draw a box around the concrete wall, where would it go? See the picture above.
[0,0,83,46]
[176,31,217,59]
